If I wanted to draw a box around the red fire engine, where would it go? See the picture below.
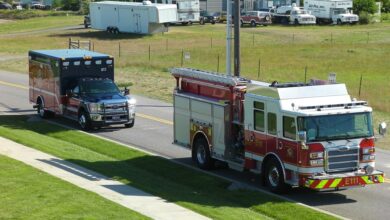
[171,67,385,193]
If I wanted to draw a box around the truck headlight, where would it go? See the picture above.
[310,159,324,166]
[363,155,375,161]
[310,152,323,159]
[363,147,375,154]
[88,103,103,113]
[127,98,136,110]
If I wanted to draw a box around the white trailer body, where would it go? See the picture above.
[151,0,200,24]
[304,0,358,24]
[89,1,177,34]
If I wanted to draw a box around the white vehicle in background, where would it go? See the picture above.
[153,0,200,25]
[273,4,316,25]
[304,0,358,24]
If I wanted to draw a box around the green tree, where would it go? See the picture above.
[61,0,80,11]
[380,0,390,12]
[353,0,378,14]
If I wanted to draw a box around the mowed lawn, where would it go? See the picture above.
[0,115,336,220]
[0,155,148,219]
[0,17,388,148]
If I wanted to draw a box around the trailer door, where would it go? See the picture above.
[118,8,131,32]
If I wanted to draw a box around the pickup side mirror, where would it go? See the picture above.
[379,122,387,136]
[123,87,130,96]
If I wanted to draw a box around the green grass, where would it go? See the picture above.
[0,10,79,20]
[0,115,336,220]
[0,155,148,219]
[0,15,82,34]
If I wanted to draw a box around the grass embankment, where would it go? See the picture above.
[0,10,79,20]
[0,14,82,34]
[0,115,336,220]
[0,155,148,219]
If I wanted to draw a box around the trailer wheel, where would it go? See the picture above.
[193,137,214,170]
[37,98,50,118]
[265,158,290,194]
[78,110,92,131]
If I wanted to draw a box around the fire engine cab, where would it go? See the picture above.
[171,67,385,193]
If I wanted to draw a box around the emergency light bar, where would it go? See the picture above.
[298,101,367,110]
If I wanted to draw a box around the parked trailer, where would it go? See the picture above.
[89,1,177,34]
[304,0,358,24]
[171,67,386,193]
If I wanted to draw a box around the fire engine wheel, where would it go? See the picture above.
[193,137,214,170]
[251,20,257,27]
[265,159,290,194]
[78,110,92,131]
[37,99,49,118]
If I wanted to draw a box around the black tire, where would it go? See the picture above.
[265,158,290,194]
[294,19,299,25]
[337,19,342,25]
[211,20,216,25]
[78,110,92,131]
[200,18,205,25]
[240,20,244,27]
[37,98,49,118]
[84,22,88,29]
[192,137,214,170]
[124,119,135,128]
[251,20,257,27]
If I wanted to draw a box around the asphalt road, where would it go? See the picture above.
[1,70,390,220]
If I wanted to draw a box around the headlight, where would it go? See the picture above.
[362,147,375,154]
[127,98,136,107]
[363,155,375,161]
[310,159,324,166]
[310,151,323,159]
[88,103,102,113]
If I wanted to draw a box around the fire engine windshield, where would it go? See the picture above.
[298,113,373,142]
[81,79,119,94]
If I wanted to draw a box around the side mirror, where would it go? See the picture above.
[379,122,387,136]
[66,89,73,97]
[123,87,130,96]
[298,131,309,150]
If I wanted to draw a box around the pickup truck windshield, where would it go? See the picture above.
[81,79,119,94]
[298,113,373,142]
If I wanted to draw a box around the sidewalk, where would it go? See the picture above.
[0,137,209,220]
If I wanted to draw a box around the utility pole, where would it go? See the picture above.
[226,0,232,76]
[233,0,240,77]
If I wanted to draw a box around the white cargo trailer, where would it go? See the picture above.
[304,0,359,24]
[89,1,178,34]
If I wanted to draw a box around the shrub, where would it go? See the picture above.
[359,11,373,24]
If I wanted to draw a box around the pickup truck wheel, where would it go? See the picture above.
[240,20,244,27]
[193,137,214,170]
[265,158,290,194]
[337,19,342,25]
[124,119,135,128]
[294,19,299,25]
[78,111,91,131]
[251,20,257,27]
[200,18,205,25]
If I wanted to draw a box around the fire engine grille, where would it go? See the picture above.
[326,147,359,173]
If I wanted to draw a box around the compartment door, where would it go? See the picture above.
[174,95,190,147]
